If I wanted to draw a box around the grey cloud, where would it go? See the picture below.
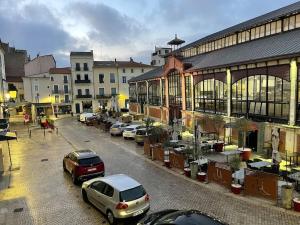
[0,2,75,66]
[69,2,145,45]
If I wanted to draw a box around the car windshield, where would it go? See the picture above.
[78,156,101,165]
[136,130,146,135]
[119,185,146,202]
[111,124,120,128]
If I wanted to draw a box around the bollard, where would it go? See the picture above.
[29,130,32,138]
[44,128,46,137]
[56,127,58,135]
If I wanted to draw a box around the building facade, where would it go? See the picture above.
[70,51,156,114]
[129,2,300,156]
[151,47,172,66]
[0,46,7,118]
[49,67,72,114]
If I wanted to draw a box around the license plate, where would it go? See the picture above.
[133,210,143,216]
[88,168,96,172]
[112,128,118,131]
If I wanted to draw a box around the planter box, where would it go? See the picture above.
[281,185,293,209]
[152,144,164,162]
[170,152,185,170]
[164,160,171,168]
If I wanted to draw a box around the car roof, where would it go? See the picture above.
[97,174,141,192]
[73,150,98,159]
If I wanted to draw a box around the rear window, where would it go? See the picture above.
[124,128,134,131]
[79,156,102,165]
[136,130,146,135]
[119,185,146,202]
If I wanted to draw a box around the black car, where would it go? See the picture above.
[138,209,228,225]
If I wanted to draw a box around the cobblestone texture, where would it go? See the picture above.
[0,118,300,225]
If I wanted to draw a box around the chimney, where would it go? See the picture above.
[130,57,133,62]
[114,58,117,63]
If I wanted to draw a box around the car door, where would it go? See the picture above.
[99,184,115,212]
[87,181,106,211]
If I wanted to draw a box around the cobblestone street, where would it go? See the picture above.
[1,118,300,225]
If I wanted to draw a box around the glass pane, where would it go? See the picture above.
[248,76,254,100]
[283,18,289,31]
[275,104,282,117]
[261,103,266,115]
[255,102,261,114]
[249,102,255,113]
[282,104,289,118]
[283,80,290,102]
[242,78,247,100]
[261,75,267,101]
[266,23,271,36]
[268,76,275,101]
[269,103,275,116]
[275,78,282,102]
[271,22,276,34]
[296,14,300,28]
[289,16,296,30]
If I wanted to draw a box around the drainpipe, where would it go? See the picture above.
[289,59,297,126]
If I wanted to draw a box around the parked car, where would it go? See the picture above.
[86,115,99,126]
[135,128,148,145]
[110,122,129,136]
[80,112,95,123]
[81,174,150,225]
[123,125,144,140]
[138,209,228,225]
[63,150,105,184]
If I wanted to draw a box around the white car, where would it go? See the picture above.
[80,112,95,123]
[123,125,144,139]
[81,174,150,225]
[109,122,129,136]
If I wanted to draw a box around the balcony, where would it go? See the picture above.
[76,94,92,99]
[96,94,119,99]
[75,79,91,84]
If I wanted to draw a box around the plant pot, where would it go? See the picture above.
[240,148,252,161]
[184,168,191,177]
[231,184,242,194]
[293,198,300,212]
[281,185,293,209]
[197,172,206,182]
[190,162,198,179]
[164,160,171,168]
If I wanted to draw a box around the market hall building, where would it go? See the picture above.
[128,2,300,156]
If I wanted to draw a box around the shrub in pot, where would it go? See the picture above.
[229,155,242,194]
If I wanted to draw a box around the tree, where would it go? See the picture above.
[211,115,224,141]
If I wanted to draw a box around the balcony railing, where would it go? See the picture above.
[52,90,72,94]
[75,79,91,84]
[76,94,92,99]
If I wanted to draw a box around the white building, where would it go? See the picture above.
[49,67,72,114]
[0,46,8,118]
[151,47,172,66]
[70,51,156,113]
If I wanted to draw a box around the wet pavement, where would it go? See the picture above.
[0,118,300,225]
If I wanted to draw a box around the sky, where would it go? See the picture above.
[0,0,299,66]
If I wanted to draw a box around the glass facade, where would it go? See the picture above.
[185,76,192,110]
[137,82,147,104]
[129,83,137,102]
[232,75,290,121]
[168,70,182,108]
[194,79,227,114]
[148,80,160,106]
[162,79,166,106]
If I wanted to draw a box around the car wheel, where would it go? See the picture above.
[82,190,89,203]
[71,171,78,185]
[107,210,116,225]
[63,161,67,172]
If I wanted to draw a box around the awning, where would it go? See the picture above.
[0,132,17,141]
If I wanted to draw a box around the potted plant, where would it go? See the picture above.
[281,184,293,209]
[163,140,172,168]
[229,155,242,194]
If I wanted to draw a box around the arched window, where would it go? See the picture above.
[148,80,160,106]
[232,75,290,121]
[168,70,182,107]
[194,79,227,114]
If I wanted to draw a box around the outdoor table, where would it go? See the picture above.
[192,157,208,166]
[221,150,241,163]
[232,168,245,185]
[248,161,273,169]
[288,172,300,191]
[288,152,300,166]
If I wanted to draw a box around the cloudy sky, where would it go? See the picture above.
[0,0,298,66]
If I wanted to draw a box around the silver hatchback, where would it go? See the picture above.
[81,174,150,224]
